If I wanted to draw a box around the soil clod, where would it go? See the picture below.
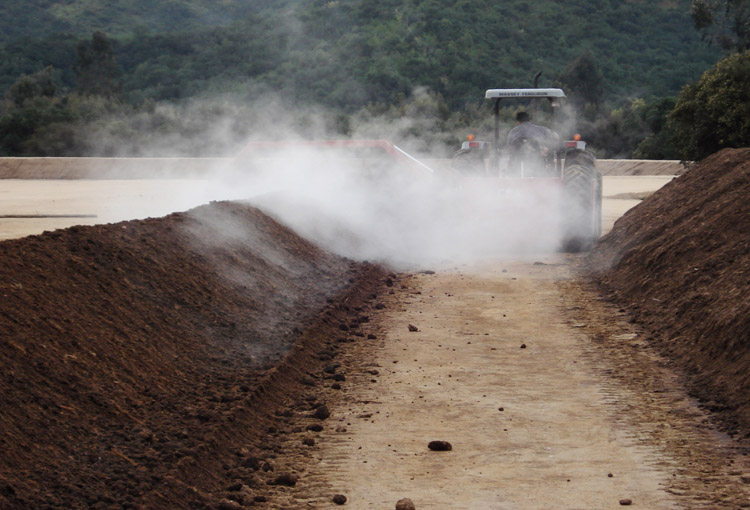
[312,404,331,420]
[324,364,339,374]
[268,473,298,487]
[396,498,416,510]
[427,441,452,451]
[217,499,242,510]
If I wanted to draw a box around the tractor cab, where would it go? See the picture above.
[453,88,575,177]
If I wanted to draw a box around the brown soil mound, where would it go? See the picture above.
[0,201,386,509]
[588,148,750,437]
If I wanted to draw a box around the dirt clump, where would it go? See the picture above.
[312,404,331,420]
[427,440,452,451]
[268,473,299,487]
[396,498,416,510]
[0,200,386,508]
[588,148,750,437]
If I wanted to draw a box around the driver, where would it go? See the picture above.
[506,111,560,151]
[506,111,560,175]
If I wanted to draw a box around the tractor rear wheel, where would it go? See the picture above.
[563,150,597,169]
[451,149,487,175]
[561,159,602,252]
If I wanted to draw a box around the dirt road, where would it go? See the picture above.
[267,260,749,509]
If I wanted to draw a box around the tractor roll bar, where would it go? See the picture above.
[485,88,566,99]
[487,88,566,148]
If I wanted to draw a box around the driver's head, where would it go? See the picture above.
[516,111,530,123]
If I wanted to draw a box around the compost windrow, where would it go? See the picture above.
[0,200,387,509]
[588,148,750,438]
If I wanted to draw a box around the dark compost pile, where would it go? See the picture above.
[589,148,750,437]
[0,200,386,509]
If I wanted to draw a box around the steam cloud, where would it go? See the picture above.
[84,95,568,269]
[243,157,562,268]
[187,127,565,269]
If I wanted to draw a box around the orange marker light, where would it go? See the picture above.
[573,134,582,141]
[467,134,475,141]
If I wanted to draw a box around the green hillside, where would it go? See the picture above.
[0,0,275,44]
[0,0,725,157]
[1,0,719,103]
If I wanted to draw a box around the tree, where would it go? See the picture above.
[632,98,681,159]
[669,51,750,160]
[7,67,57,107]
[559,51,604,113]
[691,0,750,52]
[74,31,120,96]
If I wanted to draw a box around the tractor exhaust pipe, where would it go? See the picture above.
[533,71,542,88]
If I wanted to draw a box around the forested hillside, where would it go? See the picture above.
[1,0,718,104]
[0,0,279,45]
[0,0,725,157]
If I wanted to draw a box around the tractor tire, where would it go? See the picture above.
[561,160,602,252]
[563,149,597,169]
[451,149,487,175]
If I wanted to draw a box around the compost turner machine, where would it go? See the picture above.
[452,88,602,252]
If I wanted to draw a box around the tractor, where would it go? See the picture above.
[451,87,602,252]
